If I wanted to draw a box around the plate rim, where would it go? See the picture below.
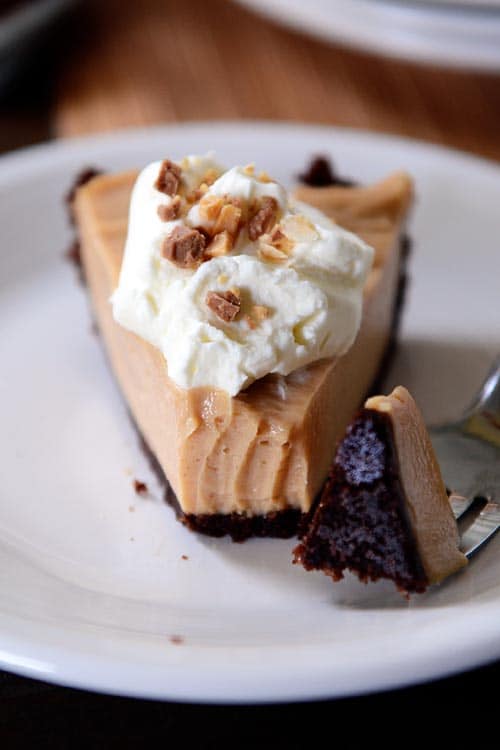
[1,119,500,180]
[234,0,500,71]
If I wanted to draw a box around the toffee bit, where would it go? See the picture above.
[206,290,241,323]
[162,225,206,268]
[248,196,279,241]
[155,159,182,196]
[157,195,182,221]
[133,479,148,495]
[195,225,211,244]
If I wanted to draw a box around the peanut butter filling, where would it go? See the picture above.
[74,169,412,516]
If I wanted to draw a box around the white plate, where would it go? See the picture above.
[409,1,500,8]
[236,0,500,71]
[0,122,499,703]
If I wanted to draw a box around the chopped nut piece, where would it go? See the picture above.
[269,226,294,255]
[157,195,182,221]
[251,305,270,321]
[199,193,225,222]
[281,214,318,242]
[195,182,208,195]
[206,290,241,322]
[258,170,273,183]
[186,189,200,204]
[205,230,233,258]
[193,182,210,201]
[214,203,242,237]
[243,163,255,176]
[248,197,279,241]
[203,168,219,185]
[258,236,288,263]
[162,225,206,268]
[243,305,270,330]
[155,159,181,196]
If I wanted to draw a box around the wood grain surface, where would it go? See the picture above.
[55,0,500,162]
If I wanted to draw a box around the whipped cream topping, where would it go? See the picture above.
[111,155,374,396]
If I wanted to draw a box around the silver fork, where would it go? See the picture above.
[429,355,500,559]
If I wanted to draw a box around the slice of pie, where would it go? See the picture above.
[71,157,412,540]
[294,387,468,592]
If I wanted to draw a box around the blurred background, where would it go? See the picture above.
[1,0,500,160]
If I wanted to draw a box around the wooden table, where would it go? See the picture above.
[55,0,500,163]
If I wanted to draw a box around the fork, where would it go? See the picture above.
[429,355,500,559]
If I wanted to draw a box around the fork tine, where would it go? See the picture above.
[460,501,500,559]
[450,494,477,521]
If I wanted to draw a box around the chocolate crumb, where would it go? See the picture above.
[181,554,189,560]
[133,479,148,495]
[298,156,353,187]
[248,196,279,240]
[157,195,182,221]
[169,635,184,645]
[206,290,241,322]
[65,168,103,284]
[65,167,103,224]
[155,159,181,196]
[162,225,206,268]
[66,239,81,267]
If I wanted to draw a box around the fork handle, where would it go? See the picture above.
[467,355,500,419]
